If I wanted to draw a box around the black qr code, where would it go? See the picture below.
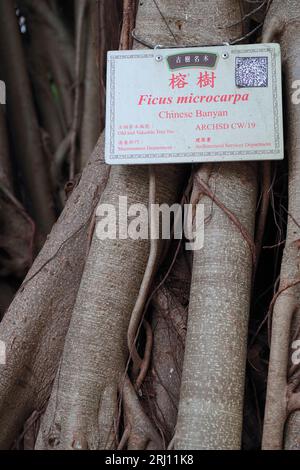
[235,57,268,87]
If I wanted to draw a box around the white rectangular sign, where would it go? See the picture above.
[105,44,283,165]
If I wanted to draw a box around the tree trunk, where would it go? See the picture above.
[261,0,300,450]
[79,0,101,169]
[36,164,183,449]
[0,137,109,449]
[0,1,56,236]
[35,0,197,450]
[174,0,258,449]
[0,106,33,280]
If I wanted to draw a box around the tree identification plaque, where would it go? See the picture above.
[105,43,283,165]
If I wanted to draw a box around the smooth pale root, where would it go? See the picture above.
[175,164,257,449]
[174,0,258,450]
[262,0,300,450]
[0,136,109,449]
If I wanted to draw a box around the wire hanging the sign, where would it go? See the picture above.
[131,29,231,50]
[132,19,265,50]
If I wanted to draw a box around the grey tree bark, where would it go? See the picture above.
[261,0,300,450]
[36,166,183,449]
[0,137,109,449]
[0,106,33,287]
[35,0,201,450]
[174,0,258,449]
[0,1,56,236]
[80,0,101,168]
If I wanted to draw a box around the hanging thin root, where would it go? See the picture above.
[135,320,153,391]
[195,175,256,266]
[127,166,159,376]
[254,161,272,273]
